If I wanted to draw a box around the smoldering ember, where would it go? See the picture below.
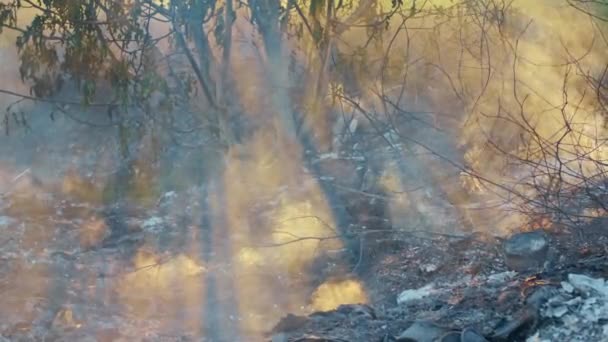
[1,1,608,342]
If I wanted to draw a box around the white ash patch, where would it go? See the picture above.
[534,274,608,341]
[397,283,436,305]
[141,216,164,232]
[419,263,438,273]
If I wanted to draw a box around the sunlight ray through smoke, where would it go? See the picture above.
[2,0,608,339]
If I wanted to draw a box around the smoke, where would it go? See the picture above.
[319,0,608,234]
[1,0,608,338]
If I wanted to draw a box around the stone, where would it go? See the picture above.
[269,314,309,334]
[487,271,517,285]
[561,281,574,293]
[439,331,461,342]
[546,305,568,318]
[526,286,559,307]
[503,231,549,272]
[419,263,438,274]
[526,332,551,342]
[567,274,608,297]
[397,283,435,305]
[461,327,489,342]
[157,191,177,207]
[336,304,376,319]
[396,321,453,342]
[141,216,164,230]
[271,333,288,342]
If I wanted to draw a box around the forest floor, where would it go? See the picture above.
[1,178,607,342]
[271,219,608,342]
[1,118,608,341]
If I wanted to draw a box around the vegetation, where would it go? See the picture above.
[3,1,608,338]
[1,0,608,233]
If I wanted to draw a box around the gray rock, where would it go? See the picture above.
[526,286,559,307]
[568,274,608,297]
[534,274,608,341]
[503,231,549,272]
[439,331,461,342]
[546,305,568,318]
[271,333,288,342]
[487,271,517,285]
[396,321,453,342]
[419,263,438,274]
[526,332,551,342]
[461,328,489,342]
[157,191,177,207]
[141,216,164,230]
[561,281,574,293]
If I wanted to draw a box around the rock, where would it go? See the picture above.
[545,305,568,318]
[141,216,164,230]
[269,314,309,334]
[419,263,438,274]
[461,328,489,342]
[534,274,608,341]
[271,333,288,342]
[492,305,539,340]
[561,281,574,293]
[397,283,435,305]
[526,332,551,342]
[439,331,461,342]
[336,304,376,319]
[526,286,559,308]
[579,297,608,323]
[567,274,608,297]
[487,271,517,285]
[396,321,453,342]
[157,191,177,207]
[503,230,549,272]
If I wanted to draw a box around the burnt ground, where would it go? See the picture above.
[269,221,608,342]
[0,116,607,341]
[0,142,607,342]
[1,176,607,342]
